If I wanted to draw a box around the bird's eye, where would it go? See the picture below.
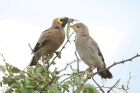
[60,19,63,22]
[77,26,79,28]
[57,18,63,24]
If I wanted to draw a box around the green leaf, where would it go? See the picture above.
[8,77,16,85]
[122,84,126,90]
[48,53,54,59]
[85,70,90,76]
[15,89,22,93]
[83,84,99,93]
[0,82,2,87]
[0,65,5,72]
[20,86,25,93]
[70,65,73,70]
[25,88,34,93]
[19,72,26,79]
[52,61,56,65]
[66,23,71,44]
[27,66,34,72]
[64,81,70,85]
[34,90,40,93]
[11,66,20,73]
[62,83,70,92]
[74,74,80,84]
[25,77,30,84]
[25,85,35,89]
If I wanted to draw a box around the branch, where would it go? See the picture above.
[94,54,140,77]
[28,43,33,53]
[92,77,105,93]
[107,79,120,93]
[59,60,78,72]
[47,31,75,69]
[76,54,139,93]
[75,50,80,73]
[40,75,56,93]
[0,53,6,64]
[22,43,34,71]
[60,76,72,83]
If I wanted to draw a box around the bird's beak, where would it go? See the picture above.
[68,18,74,23]
[57,17,74,27]
[69,25,78,31]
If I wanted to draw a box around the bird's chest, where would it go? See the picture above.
[47,32,65,52]
[75,39,97,66]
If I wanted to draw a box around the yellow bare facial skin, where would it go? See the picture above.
[57,18,63,24]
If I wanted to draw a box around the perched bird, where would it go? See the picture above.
[70,23,113,79]
[30,17,73,66]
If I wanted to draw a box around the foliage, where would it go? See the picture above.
[0,55,99,93]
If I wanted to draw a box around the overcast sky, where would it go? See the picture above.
[0,0,140,93]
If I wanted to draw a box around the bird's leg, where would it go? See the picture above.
[55,51,61,58]
[86,65,93,72]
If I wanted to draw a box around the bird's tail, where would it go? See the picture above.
[30,55,39,66]
[97,67,113,79]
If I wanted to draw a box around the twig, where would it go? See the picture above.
[0,53,6,64]
[107,79,120,93]
[60,76,72,83]
[23,43,36,71]
[47,31,75,70]
[76,54,139,93]
[59,60,78,72]
[28,43,33,52]
[75,50,80,73]
[126,73,132,93]
[92,77,105,93]
[40,75,56,93]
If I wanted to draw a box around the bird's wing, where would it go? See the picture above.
[32,29,51,53]
[88,38,106,66]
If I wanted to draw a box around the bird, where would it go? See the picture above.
[30,17,73,66]
[69,23,113,79]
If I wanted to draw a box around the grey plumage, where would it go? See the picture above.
[70,23,113,79]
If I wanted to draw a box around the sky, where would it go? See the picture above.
[0,0,140,93]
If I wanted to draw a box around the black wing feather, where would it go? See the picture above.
[32,43,40,53]
[32,30,49,53]
[97,47,106,66]
[32,39,48,53]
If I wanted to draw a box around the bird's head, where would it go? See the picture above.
[53,17,74,28]
[69,23,89,34]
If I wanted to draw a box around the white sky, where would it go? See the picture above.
[0,0,140,93]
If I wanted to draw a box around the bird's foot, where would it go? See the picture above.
[55,51,61,59]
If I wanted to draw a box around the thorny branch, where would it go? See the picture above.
[75,54,139,93]
[93,54,140,77]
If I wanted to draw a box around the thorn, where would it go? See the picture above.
[122,59,124,64]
